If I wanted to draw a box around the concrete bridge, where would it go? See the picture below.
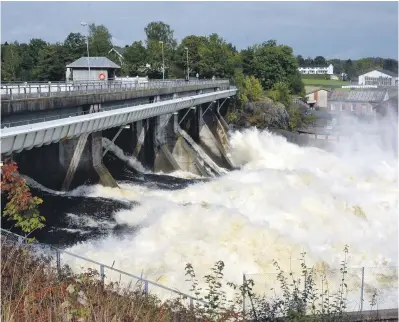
[1,79,238,191]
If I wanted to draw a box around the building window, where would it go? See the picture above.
[351,104,355,112]
[331,104,336,111]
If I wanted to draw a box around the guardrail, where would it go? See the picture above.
[1,79,230,100]
[0,97,152,129]
[0,87,237,129]
[0,228,208,308]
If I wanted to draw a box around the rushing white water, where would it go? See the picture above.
[63,117,398,310]
[102,137,149,173]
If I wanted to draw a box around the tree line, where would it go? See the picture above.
[2,20,397,98]
[296,55,398,80]
[1,22,305,93]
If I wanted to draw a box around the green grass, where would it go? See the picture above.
[302,78,350,86]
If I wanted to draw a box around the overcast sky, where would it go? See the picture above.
[1,1,398,59]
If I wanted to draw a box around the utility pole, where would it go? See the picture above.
[185,47,189,80]
[159,41,165,80]
[81,22,91,82]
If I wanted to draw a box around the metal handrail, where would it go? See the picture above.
[0,228,208,307]
[1,79,230,101]
[0,98,151,129]
[0,87,236,129]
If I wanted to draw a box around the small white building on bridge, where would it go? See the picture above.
[66,57,121,82]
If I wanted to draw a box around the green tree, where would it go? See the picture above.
[1,42,21,81]
[356,58,378,75]
[175,35,208,78]
[314,55,327,66]
[268,82,292,108]
[89,24,113,56]
[144,21,178,78]
[198,33,237,79]
[249,40,303,94]
[296,55,305,67]
[344,59,357,80]
[123,41,148,76]
[145,21,177,49]
[64,32,87,62]
[33,43,68,81]
[233,69,263,108]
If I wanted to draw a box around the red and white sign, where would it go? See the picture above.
[99,73,106,80]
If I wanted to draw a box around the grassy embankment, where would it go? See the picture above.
[302,77,351,93]
[2,236,378,322]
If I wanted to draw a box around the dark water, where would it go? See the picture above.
[2,153,206,248]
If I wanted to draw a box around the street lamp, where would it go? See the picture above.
[184,47,189,80]
[81,22,91,81]
[159,41,165,80]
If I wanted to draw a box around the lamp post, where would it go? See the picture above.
[81,21,91,81]
[184,47,189,80]
[159,41,165,80]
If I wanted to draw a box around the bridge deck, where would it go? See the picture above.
[1,79,229,100]
[0,89,236,155]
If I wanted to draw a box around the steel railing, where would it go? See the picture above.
[0,87,237,129]
[1,79,230,100]
[0,97,152,129]
[0,228,208,308]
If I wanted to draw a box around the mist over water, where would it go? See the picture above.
[51,114,397,309]
[15,113,397,309]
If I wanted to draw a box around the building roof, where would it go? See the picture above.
[66,57,121,69]
[306,88,330,95]
[362,69,398,78]
[376,69,397,77]
[329,90,387,102]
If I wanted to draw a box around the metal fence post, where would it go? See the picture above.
[190,297,194,310]
[56,250,61,278]
[360,267,365,312]
[144,280,149,295]
[100,264,105,286]
[242,273,246,318]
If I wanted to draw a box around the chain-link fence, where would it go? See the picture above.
[244,265,398,315]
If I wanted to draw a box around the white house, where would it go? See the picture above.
[358,69,398,86]
[298,64,334,76]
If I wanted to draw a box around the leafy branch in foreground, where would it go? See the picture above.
[1,159,45,237]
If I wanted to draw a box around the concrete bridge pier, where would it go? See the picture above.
[60,131,118,191]
[198,102,234,169]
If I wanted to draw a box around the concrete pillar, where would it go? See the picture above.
[133,120,148,158]
[61,133,90,191]
[91,131,118,188]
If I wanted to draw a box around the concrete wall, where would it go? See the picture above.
[73,69,109,81]
[306,90,329,108]
[2,83,229,116]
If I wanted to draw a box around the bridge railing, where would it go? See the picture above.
[0,97,153,129]
[0,79,230,100]
[0,228,208,309]
[0,87,237,129]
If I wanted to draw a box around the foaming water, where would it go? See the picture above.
[102,137,149,173]
[65,118,398,309]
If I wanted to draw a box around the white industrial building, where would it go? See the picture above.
[298,64,334,75]
[358,69,398,86]
[66,57,121,82]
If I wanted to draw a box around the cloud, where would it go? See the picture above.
[1,1,397,59]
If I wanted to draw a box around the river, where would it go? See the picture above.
[4,123,398,311]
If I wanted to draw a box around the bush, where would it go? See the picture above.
[1,237,376,322]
